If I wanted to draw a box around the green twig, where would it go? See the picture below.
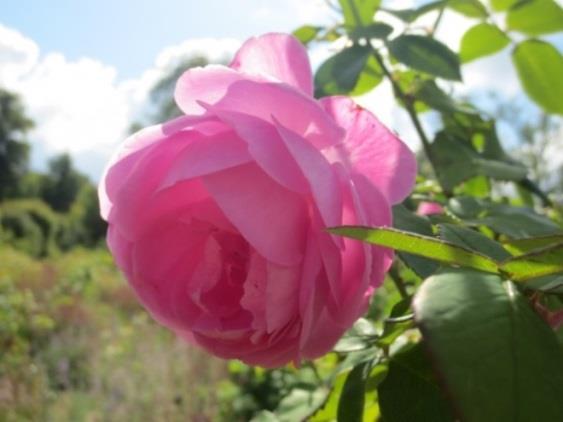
[372,50,442,185]
[430,6,446,36]
[518,178,553,207]
[389,265,409,299]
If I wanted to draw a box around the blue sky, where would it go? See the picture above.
[1,0,316,80]
[1,0,561,180]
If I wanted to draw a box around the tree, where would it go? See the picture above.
[40,153,87,212]
[131,55,220,132]
[0,88,33,200]
[70,183,107,246]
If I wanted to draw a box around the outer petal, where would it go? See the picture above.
[174,65,248,116]
[175,66,343,149]
[158,130,252,191]
[274,120,342,231]
[230,33,313,96]
[320,96,417,205]
[209,109,308,194]
[99,114,223,220]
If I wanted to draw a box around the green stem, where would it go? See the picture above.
[430,6,446,36]
[518,178,553,207]
[372,50,443,188]
[389,265,409,299]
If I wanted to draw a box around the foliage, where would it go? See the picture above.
[1,0,563,420]
[131,55,222,129]
[0,89,33,200]
[0,246,229,421]
[0,199,63,257]
[244,1,563,420]
[0,89,106,254]
[40,153,89,213]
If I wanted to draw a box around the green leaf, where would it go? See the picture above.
[378,343,454,422]
[334,318,378,352]
[416,80,476,113]
[392,204,433,236]
[507,0,563,36]
[512,39,563,114]
[320,27,345,42]
[438,223,511,261]
[339,0,381,28]
[351,22,393,40]
[388,35,462,80]
[447,196,486,219]
[251,411,280,422]
[363,364,386,421]
[523,275,563,293]
[315,45,382,97]
[474,157,527,180]
[392,205,439,278]
[328,226,500,274]
[478,204,563,238]
[460,23,510,63]
[292,25,322,45]
[503,234,563,255]
[432,133,481,189]
[276,388,328,422]
[337,362,371,422]
[448,0,488,17]
[441,109,494,140]
[501,242,563,281]
[392,70,432,113]
[335,349,379,377]
[413,269,563,421]
[310,372,348,421]
[480,122,511,161]
[458,175,490,198]
[378,298,414,347]
[490,0,518,11]
[351,56,384,96]
[382,1,446,22]
[431,132,527,191]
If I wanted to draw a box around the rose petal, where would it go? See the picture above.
[320,96,417,204]
[175,65,343,149]
[100,114,220,220]
[230,33,313,95]
[265,262,300,333]
[274,119,342,230]
[298,230,323,350]
[203,163,308,266]
[209,109,308,194]
[158,130,252,191]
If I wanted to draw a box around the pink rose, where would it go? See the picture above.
[99,33,416,367]
[417,201,444,216]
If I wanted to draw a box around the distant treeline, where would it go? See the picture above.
[0,88,106,257]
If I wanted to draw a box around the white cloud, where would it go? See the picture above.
[119,37,239,121]
[0,23,239,180]
[16,54,129,154]
[287,0,337,24]
[1,1,554,181]
[0,24,39,86]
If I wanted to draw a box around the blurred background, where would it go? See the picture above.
[1,0,562,420]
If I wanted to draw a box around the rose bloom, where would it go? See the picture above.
[417,201,444,216]
[99,33,416,367]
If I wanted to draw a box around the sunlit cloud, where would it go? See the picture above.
[0,0,553,181]
[0,23,239,180]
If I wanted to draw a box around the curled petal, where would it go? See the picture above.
[175,65,343,149]
[320,96,417,205]
[230,33,313,95]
